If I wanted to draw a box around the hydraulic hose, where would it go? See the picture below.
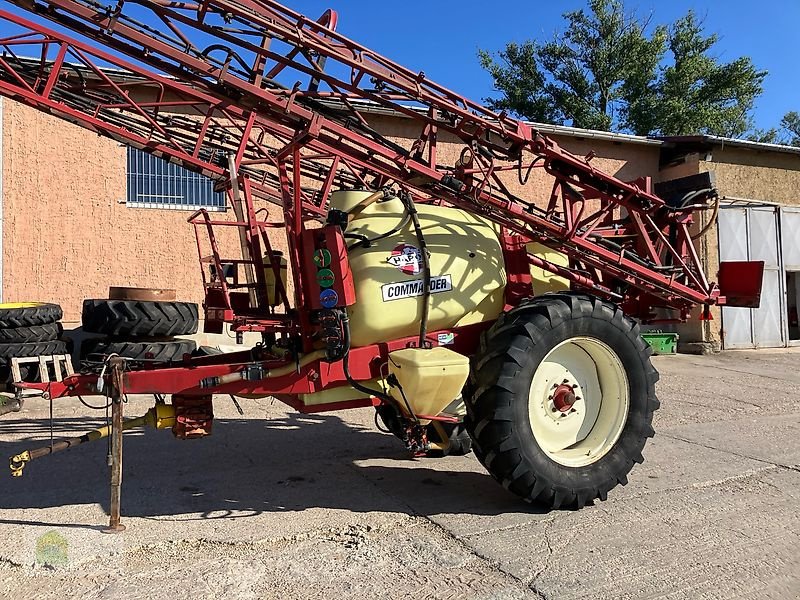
[399,193,431,348]
[346,188,394,222]
[199,351,327,389]
[346,207,412,252]
[691,194,720,240]
[340,313,394,404]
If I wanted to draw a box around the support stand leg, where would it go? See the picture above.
[103,358,126,534]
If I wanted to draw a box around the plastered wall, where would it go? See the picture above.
[703,147,800,206]
[0,100,662,325]
[1,101,246,322]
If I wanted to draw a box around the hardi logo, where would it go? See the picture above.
[387,244,422,275]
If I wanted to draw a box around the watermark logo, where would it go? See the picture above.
[35,531,68,568]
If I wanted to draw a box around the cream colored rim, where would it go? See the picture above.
[0,302,42,309]
[528,337,629,467]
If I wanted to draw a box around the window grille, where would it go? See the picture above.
[126,147,226,211]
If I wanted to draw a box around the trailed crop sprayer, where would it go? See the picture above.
[0,0,763,529]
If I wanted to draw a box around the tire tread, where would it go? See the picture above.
[465,292,659,509]
[81,338,197,362]
[0,304,62,328]
[82,300,199,337]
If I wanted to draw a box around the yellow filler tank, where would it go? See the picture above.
[332,190,507,348]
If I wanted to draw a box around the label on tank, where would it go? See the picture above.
[319,288,339,308]
[437,332,455,346]
[381,274,452,302]
[386,243,423,275]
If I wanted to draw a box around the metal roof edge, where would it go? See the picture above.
[657,135,800,157]
[313,98,661,147]
[525,122,662,146]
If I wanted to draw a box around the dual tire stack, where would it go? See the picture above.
[0,303,69,385]
[80,298,199,362]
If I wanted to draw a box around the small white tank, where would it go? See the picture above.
[332,190,507,348]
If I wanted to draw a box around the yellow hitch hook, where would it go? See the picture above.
[9,451,30,477]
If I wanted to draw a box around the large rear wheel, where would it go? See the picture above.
[466,293,659,509]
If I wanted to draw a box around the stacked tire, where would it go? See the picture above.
[0,302,69,387]
[80,299,199,362]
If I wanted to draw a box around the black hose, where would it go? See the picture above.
[399,193,431,347]
[340,313,394,403]
[346,208,412,252]
[297,96,410,158]
[344,232,371,250]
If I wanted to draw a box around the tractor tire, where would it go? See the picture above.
[465,293,659,509]
[425,421,473,457]
[0,339,70,360]
[0,322,63,343]
[81,338,197,362]
[82,299,199,337]
[0,363,36,392]
[0,303,62,328]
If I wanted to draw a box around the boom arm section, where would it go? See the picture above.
[0,0,722,317]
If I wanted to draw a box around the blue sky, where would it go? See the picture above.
[0,0,795,132]
[286,0,798,132]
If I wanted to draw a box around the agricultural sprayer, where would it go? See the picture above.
[0,0,763,530]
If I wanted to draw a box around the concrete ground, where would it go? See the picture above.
[0,350,798,599]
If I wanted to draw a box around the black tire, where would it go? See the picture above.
[81,338,197,362]
[0,339,70,360]
[82,299,199,337]
[466,293,659,509]
[425,422,473,457]
[0,303,62,328]
[0,363,36,391]
[0,322,63,343]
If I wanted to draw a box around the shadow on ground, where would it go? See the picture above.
[0,410,531,527]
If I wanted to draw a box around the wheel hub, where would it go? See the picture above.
[551,383,577,413]
[528,337,630,467]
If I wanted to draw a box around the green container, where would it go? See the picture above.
[641,332,678,355]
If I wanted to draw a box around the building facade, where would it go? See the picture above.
[659,136,800,350]
[1,97,798,350]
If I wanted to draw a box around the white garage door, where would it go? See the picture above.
[718,206,784,349]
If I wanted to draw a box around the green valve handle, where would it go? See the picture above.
[313,249,332,268]
[317,268,335,288]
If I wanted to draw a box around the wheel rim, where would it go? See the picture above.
[0,302,42,309]
[528,336,629,467]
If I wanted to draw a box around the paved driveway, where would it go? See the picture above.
[0,350,798,599]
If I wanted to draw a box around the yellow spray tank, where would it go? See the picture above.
[333,190,507,348]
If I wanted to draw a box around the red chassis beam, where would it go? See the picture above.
[17,324,488,409]
[0,1,720,316]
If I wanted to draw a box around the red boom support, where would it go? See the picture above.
[0,0,727,402]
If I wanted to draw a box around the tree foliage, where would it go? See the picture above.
[746,112,800,146]
[781,112,800,146]
[480,0,767,137]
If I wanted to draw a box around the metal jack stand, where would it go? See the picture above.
[103,357,126,534]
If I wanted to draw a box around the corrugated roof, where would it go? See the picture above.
[527,122,661,146]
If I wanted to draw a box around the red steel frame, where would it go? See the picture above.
[0,1,726,407]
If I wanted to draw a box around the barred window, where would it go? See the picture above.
[126,147,226,211]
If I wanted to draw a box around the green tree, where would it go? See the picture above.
[480,0,766,137]
[745,112,800,146]
[782,111,800,146]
